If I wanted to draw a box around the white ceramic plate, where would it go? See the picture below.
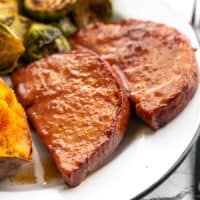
[1,0,200,199]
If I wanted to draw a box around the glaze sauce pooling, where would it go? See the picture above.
[11,157,61,185]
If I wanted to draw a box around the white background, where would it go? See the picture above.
[164,0,194,22]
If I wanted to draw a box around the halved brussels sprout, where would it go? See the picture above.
[0,23,25,74]
[0,0,19,12]
[73,0,112,27]
[25,23,71,62]
[24,0,77,21]
[54,17,77,37]
[0,8,32,38]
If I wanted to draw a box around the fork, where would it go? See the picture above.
[191,0,200,43]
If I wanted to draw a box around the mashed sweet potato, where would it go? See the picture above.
[0,78,32,178]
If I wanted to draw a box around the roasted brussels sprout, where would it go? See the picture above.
[25,23,71,62]
[0,23,25,74]
[0,0,19,12]
[0,8,32,38]
[24,0,77,21]
[73,0,112,27]
[55,17,77,37]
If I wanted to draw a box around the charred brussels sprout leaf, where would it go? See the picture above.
[0,8,32,38]
[73,0,112,27]
[24,0,77,21]
[0,0,19,12]
[54,17,77,37]
[0,23,25,74]
[25,23,71,61]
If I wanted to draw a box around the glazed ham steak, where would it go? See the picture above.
[11,19,199,186]
[70,19,199,129]
[12,51,130,186]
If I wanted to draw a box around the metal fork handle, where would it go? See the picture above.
[191,0,197,26]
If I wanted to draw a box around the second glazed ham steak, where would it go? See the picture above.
[70,19,199,129]
[12,51,130,186]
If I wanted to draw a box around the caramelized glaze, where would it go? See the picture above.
[71,20,199,129]
[12,51,130,186]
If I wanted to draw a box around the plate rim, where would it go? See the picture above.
[131,1,200,197]
[132,125,200,199]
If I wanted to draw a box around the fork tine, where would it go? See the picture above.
[191,0,197,26]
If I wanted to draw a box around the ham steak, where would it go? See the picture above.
[70,19,199,129]
[12,51,130,186]
[11,19,199,186]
